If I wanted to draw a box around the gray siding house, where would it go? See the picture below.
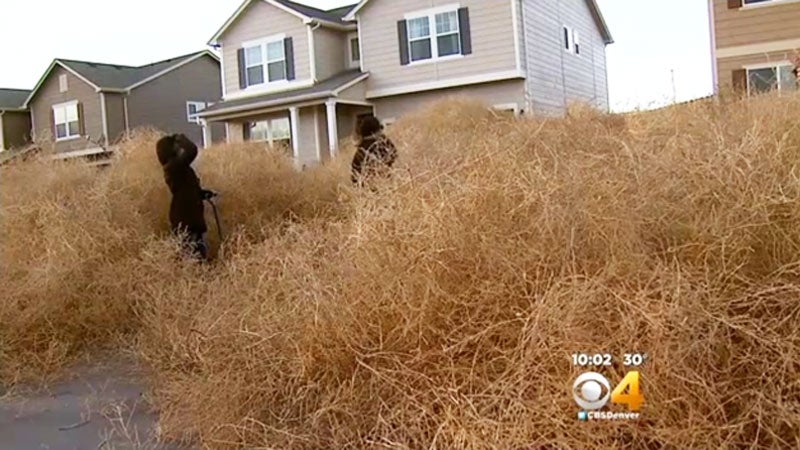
[199,0,612,167]
[0,89,32,152]
[24,51,226,160]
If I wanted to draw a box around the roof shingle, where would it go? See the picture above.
[272,0,356,24]
[0,88,31,110]
[58,51,212,90]
[201,69,367,117]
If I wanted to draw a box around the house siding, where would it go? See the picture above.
[219,1,312,97]
[316,105,331,161]
[30,66,102,153]
[296,106,319,166]
[717,49,797,88]
[337,79,368,102]
[104,93,126,144]
[356,0,519,93]
[126,55,225,145]
[713,0,800,49]
[373,79,525,119]
[314,27,348,81]
[522,0,609,116]
[1,111,32,150]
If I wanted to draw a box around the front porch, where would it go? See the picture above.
[198,71,372,167]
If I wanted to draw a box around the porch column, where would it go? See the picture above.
[289,106,300,168]
[326,100,338,157]
[0,113,5,152]
[200,119,212,149]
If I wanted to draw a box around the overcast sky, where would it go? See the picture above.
[0,0,713,112]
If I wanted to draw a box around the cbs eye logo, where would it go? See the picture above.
[572,371,644,411]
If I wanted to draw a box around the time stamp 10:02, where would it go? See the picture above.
[572,353,648,368]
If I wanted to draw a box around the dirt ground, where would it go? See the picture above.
[0,358,193,450]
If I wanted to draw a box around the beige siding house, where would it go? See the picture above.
[0,89,32,152]
[200,0,612,167]
[710,0,800,94]
[24,51,225,162]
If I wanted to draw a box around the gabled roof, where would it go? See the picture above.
[209,0,357,45]
[200,69,368,117]
[343,0,614,44]
[272,0,355,23]
[0,88,31,111]
[23,50,219,107]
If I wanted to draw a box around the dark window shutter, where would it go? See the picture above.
[732,69,747,94]
[284,37,295,80]
[50,109,56,139]
[458,8,472,55]
[237,48,247,89]
[728,0,742,9]
[77,102,85,136]
[243,122,251,141]
[397,20,410,65]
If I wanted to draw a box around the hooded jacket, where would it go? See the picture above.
[156,134,207,234]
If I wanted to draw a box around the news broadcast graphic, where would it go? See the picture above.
[571,353,646,421]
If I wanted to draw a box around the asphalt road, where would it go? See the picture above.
[0,360,192,450]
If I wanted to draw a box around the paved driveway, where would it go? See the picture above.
[0,360,192,450]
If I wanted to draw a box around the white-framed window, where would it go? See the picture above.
[243,35,287,88]
[187,101,207,123]
[563,26,581,55]
[406,6,463,63]
[59,74,68,93]
[746,62,797,95]
[492,103,521,117]
[348,33,361,69]
[564,26,583,55]
[248,117,291,148]
[53,101,80,140]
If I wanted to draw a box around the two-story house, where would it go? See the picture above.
[710,0,800,95]
[24,50,226,161]
[199,0,613,167]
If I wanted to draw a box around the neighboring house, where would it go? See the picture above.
[0,89,32,152]
[710,0,800,95]
[199,0,613,167]
[23,51,225,160]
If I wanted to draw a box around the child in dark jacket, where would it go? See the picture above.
[351,115,398,186]
[155,133,215,260]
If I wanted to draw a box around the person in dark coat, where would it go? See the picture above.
[155,133,215,260]
[351,115,398,186]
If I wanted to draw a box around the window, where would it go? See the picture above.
[408,17,432,62]
[348,34,361,69]
[435,11,461,57]
[744,0,778,4]
[247,117,291,149]
[243,36,288,88]
[747,64,797,94]
[563,26,581,55]
[53,102,80,140]
[266,41,286,82]
[59,74,68,93]
[245,45,264,86]
[350,37,360,62]
[406,7,463,63]
[187,101,207,123]
[492,103,520,117]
